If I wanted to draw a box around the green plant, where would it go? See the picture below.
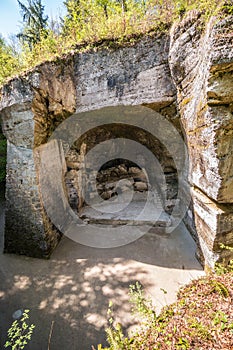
[103,301,133,350]
[0,36,21,85]
[212,311,229,330]
[176,337,190,349]
[129,281,157,325]
[17,0,48,49]
[93,283,159,350]
[221,0,233,14]
[209,279,230,298]
[187,317,212,340]
[96,270,233,349]
[4,310,35,350]
[215,243,233,275]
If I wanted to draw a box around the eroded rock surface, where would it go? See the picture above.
[169,13,233,266]
[0,15,232,267]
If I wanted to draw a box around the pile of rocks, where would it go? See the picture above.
[96,164,148,200]
[64,150,179,216]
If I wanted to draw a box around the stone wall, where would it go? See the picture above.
[0,77,62,257]
[0,14,232,267]
[169,13,233,267]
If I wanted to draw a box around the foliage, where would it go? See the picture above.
[0,0,231,86]
[215,243,233,275]
[4,310,35,350]
[221,0,233,14]
[128,281,157,325]
[61,0,152,42]
[17,0,48,49]
[104,300,134,350]
[0,36,21,86]
[94,271,233,349]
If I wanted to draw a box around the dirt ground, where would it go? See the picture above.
[0,186,204,350]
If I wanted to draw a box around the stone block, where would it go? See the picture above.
[134,182,148,192]
[4,141,61,257]
[192,187,233,267]
[187,106,233,203]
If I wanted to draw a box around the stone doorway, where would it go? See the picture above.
[64,123,179,230]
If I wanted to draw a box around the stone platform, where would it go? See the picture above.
[80,191,171,227]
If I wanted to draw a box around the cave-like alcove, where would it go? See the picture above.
[64,123,179,226]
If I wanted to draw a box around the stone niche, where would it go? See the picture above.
[0,12,233,268]
[64,123,178,216]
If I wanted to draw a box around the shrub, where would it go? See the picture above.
[4,309,35,350]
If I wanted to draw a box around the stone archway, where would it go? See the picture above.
[64,122,178,215]
[0,14,232,267]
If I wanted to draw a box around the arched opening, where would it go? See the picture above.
[64,123,179,226]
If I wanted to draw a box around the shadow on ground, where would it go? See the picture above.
[0,186,204,350]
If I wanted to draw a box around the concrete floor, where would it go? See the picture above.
[0,186,204,350]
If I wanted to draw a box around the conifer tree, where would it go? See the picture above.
[17,0,48,48]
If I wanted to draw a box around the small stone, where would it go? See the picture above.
[101,192,112,200]
[12,310,23,320]
[66,161,81,170]
[104,182,117,190]
[129,167,142,175]
[117,164,128,174]
[134,182,148,191]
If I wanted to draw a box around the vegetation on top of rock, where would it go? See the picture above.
[0,0,232,87]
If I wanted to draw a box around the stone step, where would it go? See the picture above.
[79,202,172,227]
[80,216,171,227]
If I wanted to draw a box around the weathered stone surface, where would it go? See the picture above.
[4,141,61,257]
[209,16,233,72]
[0,59,77,257]
[170,15,233,204]
[0,15,233,267]
[169,14,233,267]
[0,103,34,148]
[79,190,171,227]
[74,34,176,111]
[192,188,233,268]
[184,106,233,202]
[32,58,77,147]
[0,76,34,110]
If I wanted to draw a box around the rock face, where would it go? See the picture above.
[169,13,233,267]
[0,14,232,267]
